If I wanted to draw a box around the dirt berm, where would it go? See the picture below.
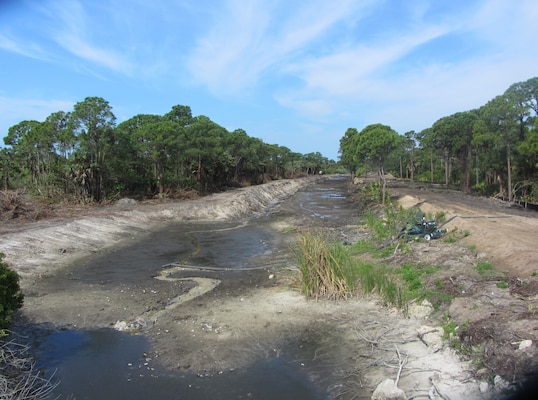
[1,176,538,399]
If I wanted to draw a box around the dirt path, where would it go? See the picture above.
[391,183,538,277]
[2,177,538,399]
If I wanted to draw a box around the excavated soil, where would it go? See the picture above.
[1,176,538,399]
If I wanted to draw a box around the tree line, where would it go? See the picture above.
[340,76,538,205]
[1,98,334,202]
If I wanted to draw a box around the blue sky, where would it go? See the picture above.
[1,0,537,160]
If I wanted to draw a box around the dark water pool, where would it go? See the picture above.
[35,328,328,400]
[64,221,274,287]
[23,220,330,399]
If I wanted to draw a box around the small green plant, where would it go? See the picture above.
[425,291,453,310]
[443,234,457,243]
[364,210,389,239]
[528,304,536,316]
[532,271,538,277]
[442,319,477,355]
[496,281,509,289]
[373,243,399,258]
[467,244,477,253]
[0,252,24,332]
[434,211,447,223]
[365,206,423,242]
[393,263,446,308]
[434,277,445,290]
[475,261,494,276]
[361,182,390,204]
[397,264,423,292]
[442,319,459,340]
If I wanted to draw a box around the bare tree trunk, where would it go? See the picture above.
[430,151,434,183]
[379,165,387,205]
[410,148,414,182]
[475,152,479,187]
[462,145,472,193]
[197,154,202,185]
[444,152,450,187]
[507,143,512,201]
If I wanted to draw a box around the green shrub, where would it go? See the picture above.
[365,206,422,241]
[0,252,24,331]
[362,182,383,203]
[434,211,447,223]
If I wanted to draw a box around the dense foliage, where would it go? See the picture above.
[0,253,23,331]
[340,76,538,204]
[1,99,334,202]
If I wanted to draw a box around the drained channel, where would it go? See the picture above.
[14,176,358,399]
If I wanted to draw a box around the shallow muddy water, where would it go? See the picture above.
[18,176,355,399]
[34,328,326,400]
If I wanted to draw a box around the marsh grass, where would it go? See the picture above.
[295,204,456,311]
[295,231,408,308]
[296,231,355,300]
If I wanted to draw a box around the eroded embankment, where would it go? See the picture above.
[0,177,315,286]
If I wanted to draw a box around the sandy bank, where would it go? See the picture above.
[0,178,314,285]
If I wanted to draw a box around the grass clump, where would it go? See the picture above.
[354,261,406,308]
[295,231,355,300]
[475,261,495,276]
[295,232,408,309]
[349,238,377,254]
[394,263,451,309]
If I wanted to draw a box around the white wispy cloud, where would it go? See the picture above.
[185,0,370,96]
[289,26,449,97]
[274,0,538,132]
[46,0,134,75]
[0,33,49,61]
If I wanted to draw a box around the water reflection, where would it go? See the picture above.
[36,329,327,400]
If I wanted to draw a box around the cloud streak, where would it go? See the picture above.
[185,0,371,96]
[1,0,536,158]
[48,1,134,75]
[272,0,538,133]
[0,34,48,60]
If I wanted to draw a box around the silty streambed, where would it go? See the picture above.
[15,176,356,399]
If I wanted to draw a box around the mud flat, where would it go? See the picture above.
[4,176,536,399]
[0,177,312,285]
